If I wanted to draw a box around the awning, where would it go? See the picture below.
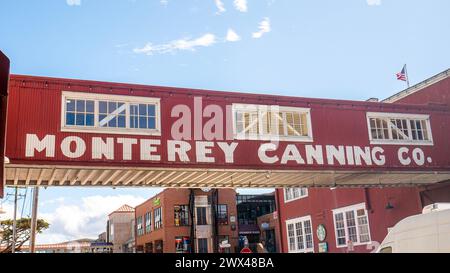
[5,164,450,188]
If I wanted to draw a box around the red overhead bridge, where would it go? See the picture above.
[1,70,450,195]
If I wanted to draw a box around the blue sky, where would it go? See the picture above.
[1,0,449,243]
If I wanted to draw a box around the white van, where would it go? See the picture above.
[377,203,450,253]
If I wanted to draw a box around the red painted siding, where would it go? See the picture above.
[5,75,450,174]
[276,187,422,253]
[394,76,450,106]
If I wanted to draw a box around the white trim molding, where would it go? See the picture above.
[284,187,308,203]
[61,91,161,136]
[232,103,313,142]
[285,215,314,253]
[366,112,433,146]
[332,202,372,248]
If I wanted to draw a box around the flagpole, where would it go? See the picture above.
[404,64,410,88]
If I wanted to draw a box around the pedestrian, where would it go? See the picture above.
[256,240,268,253]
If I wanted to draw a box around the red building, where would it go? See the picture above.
[275,69,450,253]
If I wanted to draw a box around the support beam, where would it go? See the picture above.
[29,187,39,253]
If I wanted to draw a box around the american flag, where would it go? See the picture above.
[396,65,407,81]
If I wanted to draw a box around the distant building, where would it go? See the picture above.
[90,232,113,253]
[135,188,238,253]
[90,241,113,253]
[236,193,276,252]
[107,204,135,253]
[257,211,282,253]
[19,239,94,253]
[97,231,107,242]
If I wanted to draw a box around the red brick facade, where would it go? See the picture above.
[135,188,238,253]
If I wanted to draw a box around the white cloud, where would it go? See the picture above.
[36,195,146,244]
[160,0,169,6]
[66,0,81,6]
[134,33,216,55]
[252,17,271,39]
[366,0,381,6]
[0,203,14,220]
[215,0,226,14]
[226,28,241,42]
[234,0,248,12]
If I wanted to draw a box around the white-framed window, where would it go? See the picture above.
[284,188,308,203]
[332,203,371,248]
[61,91,161,135]
[286,215,314,253]
[232,104,313,142]
[366,112,433,145]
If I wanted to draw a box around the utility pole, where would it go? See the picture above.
[29,187,39,253]
[11,187,18,253]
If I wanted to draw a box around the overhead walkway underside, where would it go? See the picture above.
[5,164,450,188]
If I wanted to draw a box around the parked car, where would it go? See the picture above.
[377,203,450,253]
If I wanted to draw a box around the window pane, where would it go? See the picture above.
[108,102,117,113]
[346,211,358,243]
[66,113,75,125]
[99,114,107,127]
[86,114,94,126]
[304,220,313,249]
[130,116,138,128]
[334,213,346,246]
[139,117,147,128]
[287,223,295,251]
[108,117,117,127]
[295,222,304,250]
[76,113,85,126]
[66,100,75,111]
[148,105,156,116]
[118,116,126,128]
[99,101,107,113]
[139,104,147,116]
[86,100,94,113]
[76,100,85,112]
[148,117,156,129]
[130,104,137,115]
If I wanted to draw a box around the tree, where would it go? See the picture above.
[0,218,49,253]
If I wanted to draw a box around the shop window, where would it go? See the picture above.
[61,91,160,135]
[367,112,433,145]
[332,203,371,248]
[232,104,313,142]
[175,236,191,253]
[218,235,231,253]
[174,205,189,226]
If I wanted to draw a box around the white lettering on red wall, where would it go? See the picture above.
[25,134,430,167]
